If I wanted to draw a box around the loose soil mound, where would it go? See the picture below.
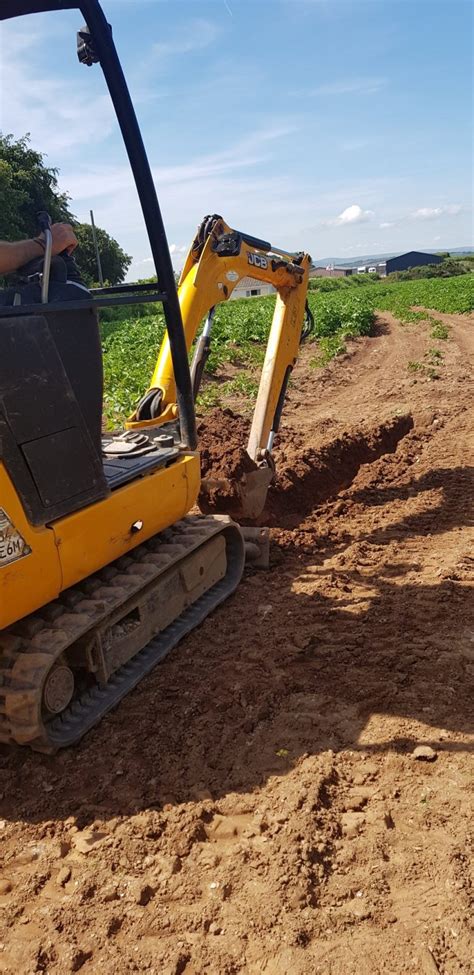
[198,408,253,480]
[197,408,257,513]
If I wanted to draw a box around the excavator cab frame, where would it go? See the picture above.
[0,0,197,451]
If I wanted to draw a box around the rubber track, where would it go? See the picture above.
[0,515,244,752]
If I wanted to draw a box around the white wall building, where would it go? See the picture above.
[230,276,276,300]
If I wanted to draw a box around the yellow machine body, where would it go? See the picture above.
[0,215,309,751]
[0,454,200,630]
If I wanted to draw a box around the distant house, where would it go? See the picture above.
[385,251,443,274]
[230,276,276,299]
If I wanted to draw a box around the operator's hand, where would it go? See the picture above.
[39,223,78,256]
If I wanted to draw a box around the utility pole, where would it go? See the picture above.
[90,209,104,286]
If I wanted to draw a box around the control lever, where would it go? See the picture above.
[37,211,53,303]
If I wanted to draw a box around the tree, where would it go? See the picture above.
[74,223,132,286]
[0,133,74,240]
[0,132,131,285]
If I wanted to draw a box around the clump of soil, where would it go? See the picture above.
[197,408,258,512]
[198,408,253,480]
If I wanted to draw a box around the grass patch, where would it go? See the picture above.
[308,274,473,323]
[430,320,450,340]
[407,359,440,381]
[196,372,260,412]
[310,334,347,367]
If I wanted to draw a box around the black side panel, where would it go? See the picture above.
[46,308,103,457]
[0,315,108,527]
[22,429,103,507]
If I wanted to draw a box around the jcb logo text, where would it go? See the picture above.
[247,252,268,270]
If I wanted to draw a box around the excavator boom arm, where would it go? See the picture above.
[129,216,311,463]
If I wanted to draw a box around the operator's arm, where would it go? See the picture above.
[0,223,78,275]
[0,238,44,275]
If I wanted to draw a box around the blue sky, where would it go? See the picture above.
[0,0,472,276]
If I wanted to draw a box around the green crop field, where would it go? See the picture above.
[102,274,474,426]
[311,274,473,320]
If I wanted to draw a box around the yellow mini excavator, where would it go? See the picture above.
[0,1,311,752]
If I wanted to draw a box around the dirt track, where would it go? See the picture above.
[0,312,473,974]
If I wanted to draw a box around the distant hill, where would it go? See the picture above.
[313,247,474,268]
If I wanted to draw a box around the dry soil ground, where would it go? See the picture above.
[0,311,473,975]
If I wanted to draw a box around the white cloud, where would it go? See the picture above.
[411,205,462,220]
[379,221,394,228]
[153,19,220,59]
[311,77,387,96]
[64,122,303,275]
[335,204,374,225]
[169,243,187,255]
[65,123,296,202]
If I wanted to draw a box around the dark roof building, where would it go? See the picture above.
[385,251,443,274]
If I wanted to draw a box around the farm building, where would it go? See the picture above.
[230,276,276,299]
[309,266,354,278]
[385,251,443,274]
[356,263,387,274]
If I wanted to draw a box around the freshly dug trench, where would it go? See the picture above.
[266,413,414,522]
[196,407,413,523]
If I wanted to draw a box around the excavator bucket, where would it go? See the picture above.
[234,466,274,519]
[200,464,273,520]
[200,466,272,567]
